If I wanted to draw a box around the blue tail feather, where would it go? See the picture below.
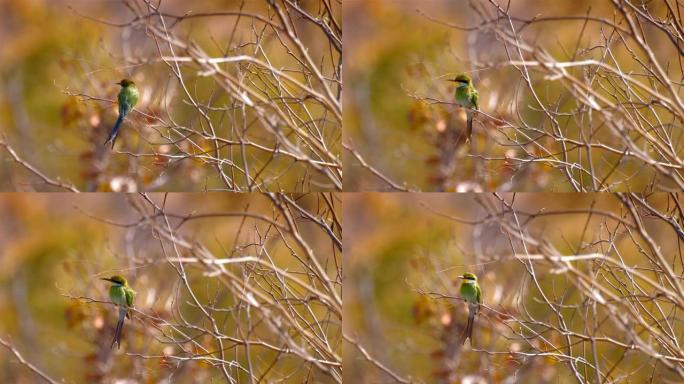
[104,114,124,148]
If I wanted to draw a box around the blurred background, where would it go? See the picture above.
[0,0,341,192]
[0,193,341,383]
[343,0,684,192]
[343,193,684,383]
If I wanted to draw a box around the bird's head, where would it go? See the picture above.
[448,74,472,85]
[458,272,478,281]
[101,275,128,286]
[117,79,135,87]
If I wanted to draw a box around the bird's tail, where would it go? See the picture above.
[466,110,473,144]
[104,114,124,149]
[111,307,127,349]
[462,304,478,345]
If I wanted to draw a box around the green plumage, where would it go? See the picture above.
[109,281,136,308]
[104,79,139,148]
[101,275,136,349]
[450,74,479,141]
[459,274,482,304]
[458,272,482,345]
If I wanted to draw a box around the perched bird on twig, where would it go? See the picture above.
[458,272,482,345]
[448,74,479,142]
[104,79,139,148]
[101,275,136,349]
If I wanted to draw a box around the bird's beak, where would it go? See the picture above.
[100,277,114,283]
[457,275,464,279]
[447,79,458,83]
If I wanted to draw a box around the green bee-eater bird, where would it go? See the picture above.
[458,272,482,345]
[104,79,139,148]
[448,74,479,142]
[101,275,136,349]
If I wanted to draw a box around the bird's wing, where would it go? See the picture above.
[472,89,479,110]
[476,285,482,304]
[118,91,134,117]
[125,288,136,308]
